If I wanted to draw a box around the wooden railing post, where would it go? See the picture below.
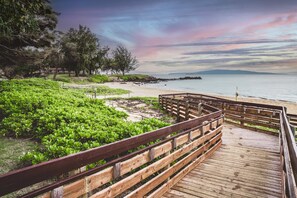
[159,95,162,109]
[51,187,63,198]
[197,103,203,116]
[240,105,245,126]
[185,101,190,120]
[177,101,180,122]
[170,98,173,115]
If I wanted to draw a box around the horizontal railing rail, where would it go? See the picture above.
[0,102,222,197]
[288,113,297,129]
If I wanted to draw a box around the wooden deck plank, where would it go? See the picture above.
[162,123,282,198]
[163,189,202,198]
[188,171,281,194]
[195,164,282,182]
[178,178,274,198]
[191,167,282,186]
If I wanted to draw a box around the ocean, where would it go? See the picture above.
[147,74,297,103]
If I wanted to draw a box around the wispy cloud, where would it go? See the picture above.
[149,39,297,48]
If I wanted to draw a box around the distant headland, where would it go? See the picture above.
[171,69,279,75]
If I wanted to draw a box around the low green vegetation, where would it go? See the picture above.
[47,73,155,84]
[112,74,154,82]
[245,123,278,133]
[225,118,278,133]
[0,79,169,165]
[77,86,130,96]
[47,74,111,84]
[89,75,110,83]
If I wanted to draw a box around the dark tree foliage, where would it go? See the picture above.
[0,0,58,78]
[89,46,110,75]
[61,25,100,76]
[43,31,64,79]
[112,45,138,76]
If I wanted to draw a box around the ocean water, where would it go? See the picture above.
[147,74,297,103]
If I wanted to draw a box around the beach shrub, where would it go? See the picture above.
[112,74,154,82]
[48,74,110,84]
[0,78,169,164]
[88,74,109,83]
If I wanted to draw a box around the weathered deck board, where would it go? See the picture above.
[163,123,281,198]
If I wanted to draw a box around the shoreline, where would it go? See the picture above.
[103,82,297,114]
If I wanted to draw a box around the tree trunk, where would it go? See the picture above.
[75,70,79,77]
[53,66,58,80]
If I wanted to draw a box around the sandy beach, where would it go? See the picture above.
[103,82,297,114]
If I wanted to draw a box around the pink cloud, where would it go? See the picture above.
[244,14,297,33]
[132,23,233,59]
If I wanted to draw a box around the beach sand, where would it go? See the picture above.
[103,82,297,114]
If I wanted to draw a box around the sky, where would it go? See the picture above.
[52,0,297,74]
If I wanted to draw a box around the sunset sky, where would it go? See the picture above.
[52,0,297,74]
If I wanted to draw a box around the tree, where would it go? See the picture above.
[43,31,64,79]
[112,46,138,76]
[88,46,109,75]
[101,56,114,75]
[61,25,99,76]
[0,0,58,78]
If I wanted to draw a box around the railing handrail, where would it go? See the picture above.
[184,95,284,111]
[161,92,284,110]
[0,103,221,197]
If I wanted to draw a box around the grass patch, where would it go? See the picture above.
[244,123,279,133]
[0,137,36,174]
[74,86,130,96]
[225,118,278,133]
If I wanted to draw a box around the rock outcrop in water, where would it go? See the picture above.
[143,76,202,83]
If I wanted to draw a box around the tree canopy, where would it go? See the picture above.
[112,45,138,76]
[61,25,111,76]
[0,0,58,78]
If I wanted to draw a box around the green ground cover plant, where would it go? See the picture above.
[0,79,169,165]
[88,75,110,83]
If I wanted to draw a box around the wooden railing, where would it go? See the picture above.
[159,93,297,198]
[0,104,223,197]
[280,107,297,198]
[160,93,282,134]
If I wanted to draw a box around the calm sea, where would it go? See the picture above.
[147,74,297,103]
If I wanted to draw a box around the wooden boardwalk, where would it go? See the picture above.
[2,93,296,197]
[162,123,282,198]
